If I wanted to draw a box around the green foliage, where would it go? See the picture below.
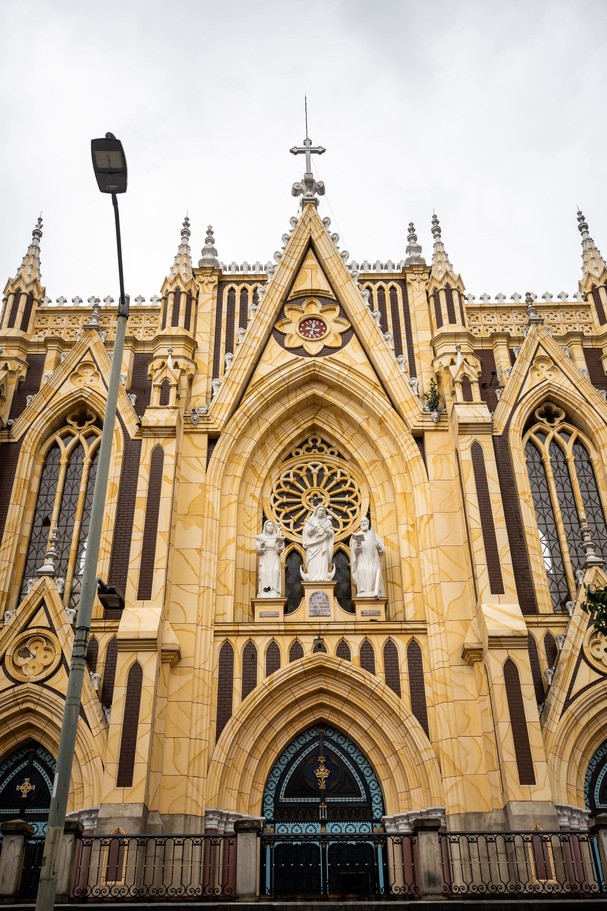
[580,584,607,636]
[425,378,441,413]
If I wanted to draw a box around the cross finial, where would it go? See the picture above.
[290,98,326,207]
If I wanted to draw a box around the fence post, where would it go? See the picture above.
[589,813,607,888]
[0,819,34,899]
[413,817,444,899]
[235,819,261,899]
[56,819,83,902]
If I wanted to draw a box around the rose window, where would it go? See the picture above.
[265,437,365,543]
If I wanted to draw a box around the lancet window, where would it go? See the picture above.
[524,402,607,611]
[20,410,101,609]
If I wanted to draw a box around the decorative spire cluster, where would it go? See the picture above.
[169,216,193,282]
[577,209,607,280]
[15,216,43,287]
[198,225,219,268]
[430,214,454,281]
[404,223,425,266]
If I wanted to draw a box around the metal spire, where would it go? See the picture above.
[577,209,607,280]
[290,97,326,208]
[169,215,193,281]
[430,213,453,281]
[15,215,43,287]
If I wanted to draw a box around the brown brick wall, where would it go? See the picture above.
[583,348,607,392]
[128,353,152,411]
[445,286,456,324]
[116,662,143,787]
[544,631,558,669]
[383,639,401,697]
[336,639,351,661]
[407,639,430,738]
[527,634,545,704]
[265,641,280,676]
[493,436,537,613]
[471,441,505,594]
[86,636,98,674]
[0,440,22,544]
[592,287,606,325]
[137,445,164,601]
[216,642,234,741]
[360,639,376,675]
[9,354,45,420]
[101,637,118,707]
[108,436,142,597]
[504,657,536,786]
[475,349,499,413]
[241,641,257,700]
[289,640,304,662]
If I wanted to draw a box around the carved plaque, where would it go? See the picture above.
[309,591,331,617]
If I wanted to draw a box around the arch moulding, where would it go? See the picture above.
[205,654,443,818]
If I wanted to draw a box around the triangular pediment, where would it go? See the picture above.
[0,577,106,735]
[492,323,607,435]
[10,328,139,442]
[287,247,336,300]
[205,205,421,430]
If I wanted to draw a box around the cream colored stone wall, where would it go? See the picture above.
[1,203,607,837]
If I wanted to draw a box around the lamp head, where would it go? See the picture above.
[91,132,127,194]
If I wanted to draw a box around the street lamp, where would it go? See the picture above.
[35,134,129,911]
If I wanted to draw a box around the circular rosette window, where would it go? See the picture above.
[7,630,61,683]
[264,438,366,543]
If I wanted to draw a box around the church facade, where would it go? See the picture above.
[2,154,607,894]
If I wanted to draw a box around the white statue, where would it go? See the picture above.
[351,517,385,596]
[255,521,284,597]
[301,505,335,582]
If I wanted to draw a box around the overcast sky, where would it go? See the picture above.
[1,0,606,302]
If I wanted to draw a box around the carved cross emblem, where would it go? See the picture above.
[16,778,35,798]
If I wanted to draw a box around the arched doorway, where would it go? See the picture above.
[0,742,56,899]
[261,724,386,896]
[585,740,607,814]
[0,742,55,836]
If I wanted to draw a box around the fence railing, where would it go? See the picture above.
[441,831,606,896]
[71,834,236,901]
[260,831,419,898]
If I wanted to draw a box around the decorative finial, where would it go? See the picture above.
[404,222,426,266]
[577,208,606,280]
[15,215,44,287]
[84,296,102,331]
[37,528,59,578]
[168,214,193,281]
[430,213,454,281]
[580,518,604,568]
[290,100,326,208]
[525,291,543,325]
[198,224,219,269]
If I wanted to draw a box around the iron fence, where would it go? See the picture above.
[71,834,236,901]
[17,837,45,899]
[260,831,419,898]
[441,830,606,896]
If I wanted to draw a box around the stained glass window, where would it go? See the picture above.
[20,411,101,609]
[525,403,607,611]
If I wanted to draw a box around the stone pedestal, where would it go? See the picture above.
[235,818,262,899]
[0,819,33,899]
[56,818,84,902]
[412,817,444,899]
[253,598,286,622]
[354,596,387,621]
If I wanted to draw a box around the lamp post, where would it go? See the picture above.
[35,133,129,911]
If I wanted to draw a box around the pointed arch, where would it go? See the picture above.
[265,640,280,677]
[407,639,429,738]
[241,641,257,699]
[360,639,376,675]
[383,639,401,697]
[289,640,304,662]
[207,654,443,816]
[336,638,351,661]
[116,662,143,788]
[504,658,535,786]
